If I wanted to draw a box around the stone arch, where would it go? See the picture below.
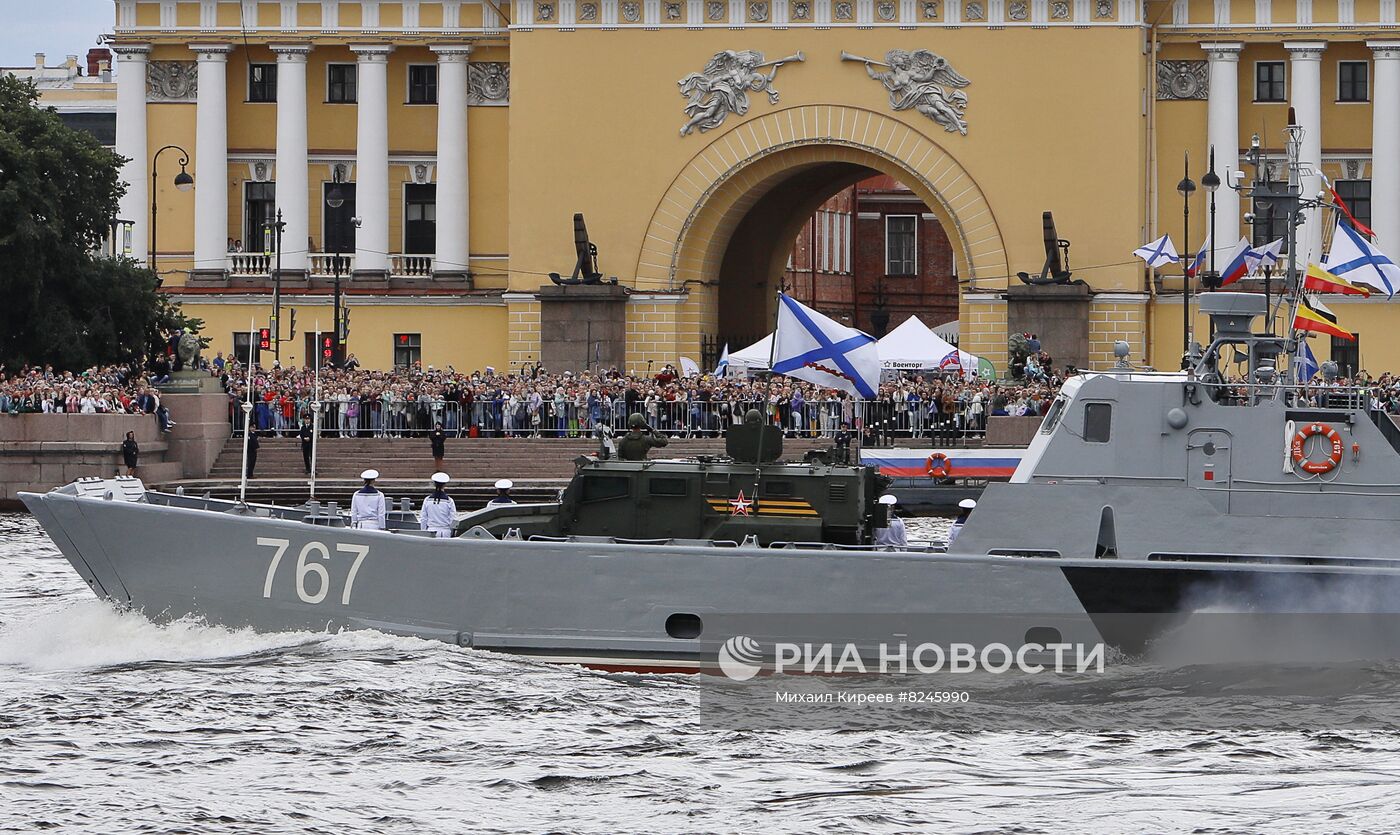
[633,104,1009,359]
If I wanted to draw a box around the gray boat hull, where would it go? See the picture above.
[24,481,1400,671]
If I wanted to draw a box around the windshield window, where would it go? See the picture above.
[1040,396,1068,435]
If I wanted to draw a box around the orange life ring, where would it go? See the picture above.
[1290,422,1345,475]
[926,452,952,479]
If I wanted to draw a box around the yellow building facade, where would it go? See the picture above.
[110,0,1400,374]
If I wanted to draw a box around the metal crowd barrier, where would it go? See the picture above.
[230,395,998,444]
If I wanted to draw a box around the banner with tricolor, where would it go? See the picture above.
[860,448,1024,480]
[1293,295,1355,341]
[1185,234,1210,278]
[1302,263,1371,297]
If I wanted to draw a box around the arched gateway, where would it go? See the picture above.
[632,105,1009,365]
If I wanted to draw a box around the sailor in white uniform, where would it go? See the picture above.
[350,469,387,530]
[873,493,907,547]
[947,498,976,545]
[420,472,458,538]
[489,478,517,505]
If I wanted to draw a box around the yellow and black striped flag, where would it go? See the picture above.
[1293,295,1356,341]
[1303,263,1371,297]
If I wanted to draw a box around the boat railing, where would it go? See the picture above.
[1192,378,1384,411]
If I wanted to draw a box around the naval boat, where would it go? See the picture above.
[20,293,1400,671]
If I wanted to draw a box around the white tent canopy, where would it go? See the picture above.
[875,316,962,370]
[727,334,774,371]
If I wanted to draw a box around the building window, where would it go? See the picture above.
[233,331,260,364]
[249,63,277,102]
[408,65,437,104]
[327,63,357,103]
[244,182,276,253]
[1338,61,1369,102]
[1250,181,1291,251]
[1255,62,1286,102]
[322,182,357,253]
[393,333,422,368]
[1331,334,1359,377]
[885,215,918,276]
[404,184,436,254]
[1335,180,1372,231]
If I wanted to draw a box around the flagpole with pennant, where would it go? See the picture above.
[310,322,321,501]
[238,317,255,505]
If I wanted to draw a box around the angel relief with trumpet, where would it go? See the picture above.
[842,48,971,135]
[678,50,805,136]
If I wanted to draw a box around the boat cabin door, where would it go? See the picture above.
[1187,429,1232,501]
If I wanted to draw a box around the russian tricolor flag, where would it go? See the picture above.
[1185,234,1210,278]
[1218,238,1257,286]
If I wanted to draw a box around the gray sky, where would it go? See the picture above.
[1,2,112,69]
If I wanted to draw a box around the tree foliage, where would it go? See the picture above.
[0,74,198,368]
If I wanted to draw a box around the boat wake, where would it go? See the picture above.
[0,601,335,673]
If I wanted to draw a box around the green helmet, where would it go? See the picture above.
[628,413,647,429]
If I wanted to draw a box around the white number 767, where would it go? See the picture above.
[257,537,370,605]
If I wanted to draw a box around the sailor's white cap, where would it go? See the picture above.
[495,478,513,490]
[959,498,977,510]
[432,472,451,485]
[878,494,898,505]
[361,469,380,480]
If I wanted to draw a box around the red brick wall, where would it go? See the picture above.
[785,176,959,336]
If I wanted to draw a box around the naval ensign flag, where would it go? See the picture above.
[771,293,881,399]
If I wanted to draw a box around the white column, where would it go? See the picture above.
[191,44,232,278]
[1287,41,1326,263]
[431,45,472,281]
[1203,43,1242,262]
[351,44,393,278]
[114,44,151,264]
[1370,41,1400,250]
[273,44,312,274]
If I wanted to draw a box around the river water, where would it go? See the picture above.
[3,512,1400,832]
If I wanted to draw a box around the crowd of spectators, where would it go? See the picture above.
[0,363,176,430]
[214,357,1073,445]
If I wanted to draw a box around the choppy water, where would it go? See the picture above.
[4,512,1400,832]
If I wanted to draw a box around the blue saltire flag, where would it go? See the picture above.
[714,343,730,376]
[1324,217,1399,299]
[771,294,881,399]
[1296,339,1320,383]
[1132,235,1179,269]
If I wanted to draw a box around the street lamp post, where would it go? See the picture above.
[150,145,193,273]
[1176,153,1197,369]
[1201,146,1222,292]
[325,173,359,368]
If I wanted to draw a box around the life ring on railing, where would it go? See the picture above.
[1290,422,1345,475]
[925,452,953,479]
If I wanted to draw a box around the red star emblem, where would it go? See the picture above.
[729,491,753,516]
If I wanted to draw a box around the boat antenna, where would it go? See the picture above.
[310,322,321,501]
[237,317,255,505]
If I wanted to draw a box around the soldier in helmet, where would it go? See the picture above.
[615,413,669,461]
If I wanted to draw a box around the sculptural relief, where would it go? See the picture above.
[678,50,804,135]
[147,61,197,101]
[468,62,510,105]
[844,48,971,135]
[1155,60,1208,100]
[964,2,984,19]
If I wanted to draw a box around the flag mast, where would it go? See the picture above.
[237,317,255,505]
[310,323,322,501]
